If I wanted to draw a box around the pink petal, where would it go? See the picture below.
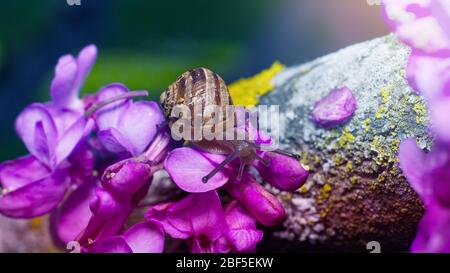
[123,221,165,253]
[312,87,357,128]
[15,103,58,169]
[398,138,430,202]
[50,45,97,110]
[72,45,97,99]
[50,182,96,245]
[407,51,450,97]
[0,155,51,190]
[55,117,94,166]
[225,174,286,227]
[411,199,450,253]
[226,229,263,252]
[101,158,153,197]
[430,99,450,143]
[117,101,165,156]
[50,55,78,109]
[383,0,450,56]
[0,170,70,218]
[254,152,309,192]
[148,192,227,242]
[88,236,133,253]
[97,128,135,157]
[224,200,257,230]
[164,147,231,193]
[94,83,131,131]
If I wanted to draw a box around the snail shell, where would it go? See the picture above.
[160,67,232,127]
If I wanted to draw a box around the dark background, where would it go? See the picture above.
[0,0,388,162]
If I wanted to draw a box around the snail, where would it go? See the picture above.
[160,67,300,183]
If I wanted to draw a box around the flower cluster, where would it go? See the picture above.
[0,46,309,253]
[383,0,450,252]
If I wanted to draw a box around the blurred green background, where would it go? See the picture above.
[0,0,388,162]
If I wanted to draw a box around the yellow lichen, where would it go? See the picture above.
[320,184,332,199]
[350,176,359,186]
[380,87,391,104]
[413,101,428,125]
[228,61,285,108]
[363,118,372,132]
[338,128,356,147]
[299,184,308,193]
[346,160,354,172]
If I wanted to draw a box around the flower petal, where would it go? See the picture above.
[226,229,263,252]
[50,55,78,109]
[407,51,450,97]
[224,200,257,230]
[55,117,94,166]
[123,221,165,253]
[50,182,96,245]
[312,87,357,128]
[411,199,450,253]
[101,158,153,197]
[94,83,131,131]
[97,128,136,157]
[225,174,286,227]
[398,138,429,201]
[88,236,133,253]
[164,147,231,193]
[430,99,450,143]
[254,152,309,191]
[15,103,58,169]
[0,170,70,218]
[383,0,450,56]
[72,45,97,99]
[117,101,165,156]
[0,155,51,190]
[224,201,263,252]
[148,192,227,242]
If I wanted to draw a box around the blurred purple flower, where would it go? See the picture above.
[399,139,450,252]
[0,45,98,218]
[146,191,263,253]
[94,83,165,158]
[51,45,97,110]
[52,129,172,249]
[311,87,356,128]
[383,0,450,57]
[384,0,450,253]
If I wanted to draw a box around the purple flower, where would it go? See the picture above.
[94,83,165,158]
[72,158,153,246]
[311,87,357,128]
[383,0,450,57]
[87,221,164,253]
[0,45,99,219]
[410,199,450,252]
[15,103,94,170]
[50,45,97,110]
[223,200,264,252]
[0,144,95,219]
[163,146,306,226]
[146,191,263,253]
[52,129,172,248]
[399,139,450,252]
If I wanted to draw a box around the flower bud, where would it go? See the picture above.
[101,158,152,197]
[254,151,309,192]
[225,174,285,227]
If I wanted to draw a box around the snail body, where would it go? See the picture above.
[161,67,300,182]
